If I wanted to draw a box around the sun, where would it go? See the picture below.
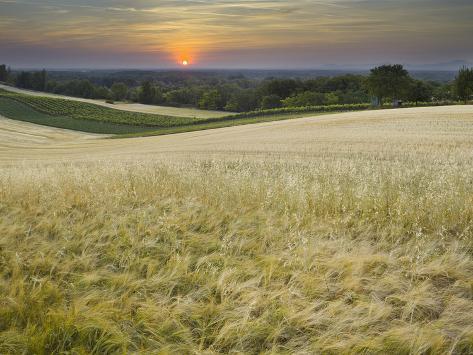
[181,60,189,66]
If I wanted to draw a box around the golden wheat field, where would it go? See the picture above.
[1,106,473,354]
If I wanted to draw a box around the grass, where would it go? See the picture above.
[115,112,325,138]
[0,89,325,136]
[0,89,200,127]
[0,87,462,138]
[0,83,230,119]
[0,97,159,134]
[1,160,472,354]
[1,103,473,353]
[0,94,322,137]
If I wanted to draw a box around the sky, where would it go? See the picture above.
[0,0,472,69]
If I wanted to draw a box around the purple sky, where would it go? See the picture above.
[1,0,472,69]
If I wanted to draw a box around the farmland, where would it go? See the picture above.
[0,88,349,136]
[0,84,230,118]
[2,86,458,138]
[1,105,473,353]
[1,0,472,352]
[0,89,200,127]
[0,97,161,134]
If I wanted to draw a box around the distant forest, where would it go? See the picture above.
[1,65,470,112]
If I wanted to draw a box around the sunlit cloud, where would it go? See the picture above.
[0,0,472,68]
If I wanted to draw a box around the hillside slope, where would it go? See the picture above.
[0,83,230,118]
[1,106,473,353]
[1,105,472,164]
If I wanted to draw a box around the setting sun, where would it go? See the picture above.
[1,0,472,353]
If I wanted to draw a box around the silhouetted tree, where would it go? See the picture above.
[367,64,411,106]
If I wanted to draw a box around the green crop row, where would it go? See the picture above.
[0,88,459,136]
[0,97,159,134]
[0,89,207,127]
[0,89,370,131]
[223,101,459,120]
[225,103,373,119]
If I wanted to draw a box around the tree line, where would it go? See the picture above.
[1,64,472,112]
[366,64,472,106]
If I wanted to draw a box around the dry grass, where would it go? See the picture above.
[1,105,473,354]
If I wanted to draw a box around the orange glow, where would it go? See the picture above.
[175,52,196,67]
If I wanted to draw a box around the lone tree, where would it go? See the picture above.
[367,64,411,106]
[455,67,473,103]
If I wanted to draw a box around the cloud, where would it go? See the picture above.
[0,0,472,68]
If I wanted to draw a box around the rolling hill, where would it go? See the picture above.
[1,105,473,353]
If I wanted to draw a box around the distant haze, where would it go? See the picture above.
[1,0,472,69]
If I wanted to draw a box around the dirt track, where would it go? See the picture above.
[1,105,473,165]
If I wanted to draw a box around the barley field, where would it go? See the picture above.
[1,106,473,354]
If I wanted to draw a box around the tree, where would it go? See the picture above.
[225,89,259,112]
[94,86,112,100]
[432,82,454,101]
[324,92,339,105]
[77,80,95,98]
[16,72,32,89]
[31,69,47,91]
[261,95,282,109]
[455,67,473,103]
[407,80,433,105]
[153,85,164,104]
[46,80,58,93]
[164,87,199,106]
[111,82,128,101]
[321,74,365,93]
[367,64,411,106]
[259,79,299,99]
[282,91,326,107]
[139,81,155,104]
[127,87,140,102]
[198,90,223,110]
[0,64,8,82]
